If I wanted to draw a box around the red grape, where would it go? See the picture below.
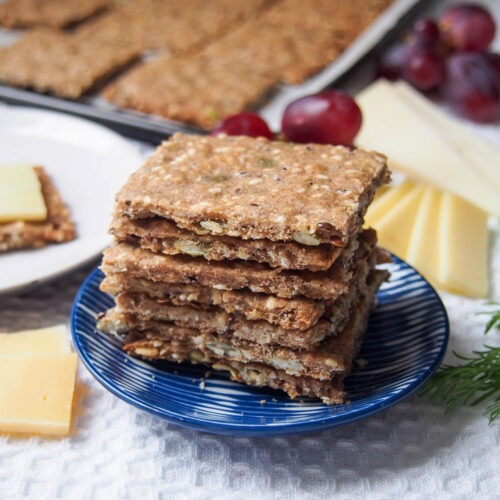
[486,53,500,79]
[375,43,413,81]
[281,91,362,146]
[210,112,273,139]
[405,48,446,91]
[440,4,496,52]
[413,17,440,46]
[444,52,500,122]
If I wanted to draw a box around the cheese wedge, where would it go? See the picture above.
[394,80,500,193]
[0,353,77,436]
[406,186,441,287]
[355,79,500,218]
[439,192,489,298]
[0,164,47,222]
[373,184,424,259]
[0,325,70,355]
[365,179,415,227]
[393,80,500,193]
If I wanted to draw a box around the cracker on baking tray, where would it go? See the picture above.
[0,0,112,29]
[0,29,139,98]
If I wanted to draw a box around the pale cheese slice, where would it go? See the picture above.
[406,186,441,288]
[355,79,500,218]
[0,325,70,355]
[393,80,500,193]
[0,164,47,222]
[365,179,415,228]
[0,353,77,436]
[439,192,489,298]
[372,184,425,259]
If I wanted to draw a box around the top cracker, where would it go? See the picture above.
[115,134,389,246]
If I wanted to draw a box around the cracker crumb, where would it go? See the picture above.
[356,358,368,368]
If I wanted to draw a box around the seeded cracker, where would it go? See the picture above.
[101,257,376,350]
[211,361,346,404]
[102,229,376,301]
[0,29,139,99]
[103,54,277,130]
[115,134,389,245]
[0,0,112,29]
[100,275,326,331]
[75,0,269,55]
[110,216,347,271]
[0,167,75,251]
[102,300,332,350]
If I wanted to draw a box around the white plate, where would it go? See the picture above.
[0,106,142,295]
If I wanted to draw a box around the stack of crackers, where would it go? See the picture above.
[97,133,391,404]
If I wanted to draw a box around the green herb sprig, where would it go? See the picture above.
[421,302,500,423]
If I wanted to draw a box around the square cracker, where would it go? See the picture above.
[75,0,269,56]
[0,0,112,29]
[115,134,389,245]
[0,29,139,99]
[103,53,276,130]
[109,215,347,271]
[0,167,76,252]
[100,275,326,331]
[102,0,393,127]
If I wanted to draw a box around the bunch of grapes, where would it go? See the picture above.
[377,3,499,123]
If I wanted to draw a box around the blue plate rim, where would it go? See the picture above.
[70,257,449,436]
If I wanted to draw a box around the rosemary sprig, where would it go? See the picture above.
[420,303,500,423]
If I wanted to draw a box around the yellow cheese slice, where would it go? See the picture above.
[439,192,489,298]
[406,186,441,288]
[373,185,390,202]
[0,353,77,436]
[394,80,500,193]
[0,325,70,355]
[373,184,425,259]
[365,179,415,228]
[0,164,47,222]
[355,79,500,218]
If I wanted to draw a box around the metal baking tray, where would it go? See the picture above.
[0,0,432,143]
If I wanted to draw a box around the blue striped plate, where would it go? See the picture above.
[71,257,449,436]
